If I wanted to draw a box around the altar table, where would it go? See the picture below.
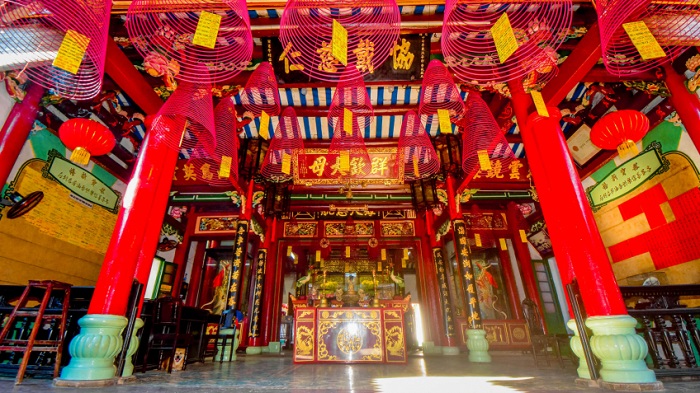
[293,307,407,364]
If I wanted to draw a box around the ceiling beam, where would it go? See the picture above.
[543,23,601,107]
[104,37,163,115]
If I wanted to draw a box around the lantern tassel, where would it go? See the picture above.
[617,139,639,159]
[69,147,91,166]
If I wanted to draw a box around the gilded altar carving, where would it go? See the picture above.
[384,326,405,358]
[295,326,314,357]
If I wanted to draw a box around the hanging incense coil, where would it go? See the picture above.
[188,98,240,186]
[0,0,112,99]
[398,110,440,181]
[279,0,401,82]
[461,91,514,178]
[261,107,305,183]
[241,62,282,117]
[328,66,374,130]
[126,0,253,83]
[597,0,700,76]
[442,0,571,86]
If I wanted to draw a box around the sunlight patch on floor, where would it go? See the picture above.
[373,376,532,393]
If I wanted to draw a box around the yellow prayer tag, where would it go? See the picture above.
[218,156,232,178]
[378,261,382,270]
[402,258,407,268]
[192,11,222,49]
[332,19,348,66]
[491,13,518,64]
[519,229,528,243]
[403,248,409,258]
[437,109,451,134]
[287,246,293,256]
[339,151,350,171]
[53,30,90,75]
[315,250,321,261]
[475,234,482,247]
[623,21,666,60]
[281,152,291,175]
[413,157,420,178]
[343,108,353,135]
[499,238,508,251]
[531,90,549,117]
[345,246,351,258]
[477,150,492,171]
[259,111,270,139]
[381,248,386,261]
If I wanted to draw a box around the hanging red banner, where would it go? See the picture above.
[294,147,404,186]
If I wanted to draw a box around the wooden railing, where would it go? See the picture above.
[620,285,700,377]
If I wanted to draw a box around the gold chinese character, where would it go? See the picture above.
[317,41,339,73]
[508,160,523,179]
[464,272,473,281]
[350,157,367,176]
[370,157,388,176]
[330,156,348,176]
[200,163,214,181]
[309,157,327,177]
[279,42,304,74]
[393,38,414,70]
[353,39,375,73]
[183,164,197,181]
[459,237,467,245]
[469,297,477,307]
[457,226,465,235]
[486,160,504,179]
[467,284,475,294]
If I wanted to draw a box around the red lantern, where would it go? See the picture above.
[590,110,650,158]
[58,119,116,166]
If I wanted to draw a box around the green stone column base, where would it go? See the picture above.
[567,319,593,380]
[121,318,144,378]
[268,341,281,353]
[466,329,491,363]
[586,315,658,385]
[58,314,127,382]
[442,346,460,356]
[246,346,263,355]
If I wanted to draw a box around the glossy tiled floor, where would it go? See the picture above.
[2,352,699,392]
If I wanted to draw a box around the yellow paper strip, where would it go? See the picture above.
[475,233,482,247]
[315,250,321,261]
[345,246,351,258]
[192,11,222,49]
[413,157,420,178]
[218,155,232,178]
[403,248,409,258]
[623,21,666,60]
[519,229,528,243]
[343,108,353,135]
[531,91,549,117]
[53,30,90,75]
[491,13,518,63]
[401,258,407,268]
[499,238,508,251]
[477,150,492,171]
[378,261,382,271]
[339,150,350,171]
[437,109,451,134]
[381,248,386,261]
[281,152,291,175]
[332,19,348,66]
[259,111,270,139]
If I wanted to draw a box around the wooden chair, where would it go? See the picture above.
[522,298,566,368]
[142,297,192,373]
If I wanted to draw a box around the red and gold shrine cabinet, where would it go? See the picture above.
[293,307,407,364]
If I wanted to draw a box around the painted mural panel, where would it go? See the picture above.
[584,117,700,288]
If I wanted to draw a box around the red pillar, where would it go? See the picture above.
[417,214,449,347]
[88,130,175,316]
[259,218,278,347]
[664,62,700,150]
[517,108,626,317]
[132,143,179,314]
[0,84,43,187]
[505,202,544,321]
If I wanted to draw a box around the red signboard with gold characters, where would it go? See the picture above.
[294,147,404,186]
